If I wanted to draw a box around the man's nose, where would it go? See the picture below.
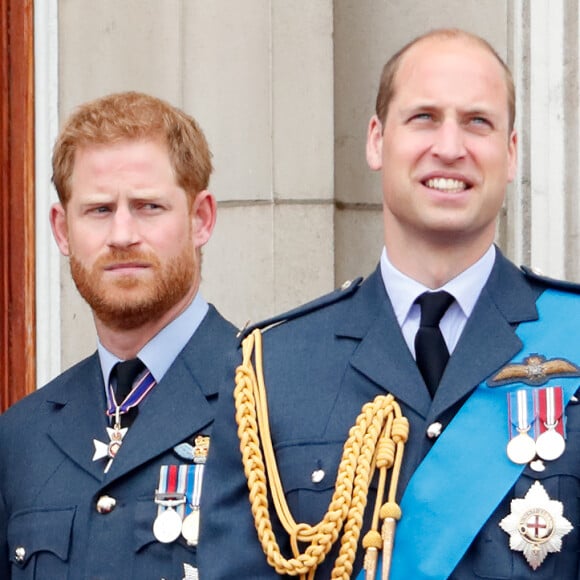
[108,206,139,247]
[431,119,466,163]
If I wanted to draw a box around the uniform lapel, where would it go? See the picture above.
[47,354,109,483]
[104,307,235,483]
[337,268,432,419]
[429,252,541,421]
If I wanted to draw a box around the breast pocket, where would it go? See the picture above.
[276,441,344,526]
[7,507,75,580]
[132,497,198,580]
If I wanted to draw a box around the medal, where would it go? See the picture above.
[153,506,183,543]
[92,423,129,473]
[182,464,205,545]
[535,429,565,461]
[181,508,200,546]
[153,455,208,546]
[153,465,186,543]
[93,367,157,471]
[506,390,536,464]
[499,481,573,570]
[535,387,566,461]
[506,432,536,465]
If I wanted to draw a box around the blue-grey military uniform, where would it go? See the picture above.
[200,250,580,579]
[0,305,237,580]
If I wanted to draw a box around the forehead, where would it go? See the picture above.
[73,139,173,176]
[391,37,509,113]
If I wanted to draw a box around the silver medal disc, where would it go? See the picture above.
[535,429,566,461]
[507,432,536,464]
[181,509,200,546]
[153,507,183,543]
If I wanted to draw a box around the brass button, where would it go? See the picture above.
[14,546,26,563]
[426,422,443,439]
[96,495,117,514]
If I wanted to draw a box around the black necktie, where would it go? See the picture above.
[113,358,145,426]
[414,291,454,397]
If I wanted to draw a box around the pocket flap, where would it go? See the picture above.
[8,507,75,567]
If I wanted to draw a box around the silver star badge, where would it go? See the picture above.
[182,563,199,580]
[499,481,573,570]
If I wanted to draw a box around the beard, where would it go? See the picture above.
[69,244,197,331]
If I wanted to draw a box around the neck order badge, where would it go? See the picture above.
[93,359,157,472]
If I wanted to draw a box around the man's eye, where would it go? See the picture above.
[471,116,492,127]
[411,113,432,121]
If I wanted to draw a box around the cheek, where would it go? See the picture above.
[147,225,193,256]
[66,229,98,260]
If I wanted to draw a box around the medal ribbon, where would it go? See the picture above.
[155,465,181,518]
[508,389,534,438]
[537,386,565,436]
[106,370,157,417]
[156,465,205,519]
[356,289,580,580]
[185,464,204,515]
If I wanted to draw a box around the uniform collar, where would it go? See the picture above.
[380,245,496,326]
[98,292,209,387]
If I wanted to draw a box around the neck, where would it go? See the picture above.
[95,290,196,359]
[385,232,494,289]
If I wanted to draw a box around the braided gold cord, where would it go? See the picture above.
[235,329,409,580]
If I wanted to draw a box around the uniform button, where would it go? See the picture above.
[426,422,443,439]
[311,469,325,483]
[341,280,352,290]
[96,495,117,514]
[14,546,25,563]
[530,459,546,472]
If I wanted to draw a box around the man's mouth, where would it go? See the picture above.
[104,262,150,272]
[424,177,469,192]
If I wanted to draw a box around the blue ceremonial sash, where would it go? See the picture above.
[356,289,580,580]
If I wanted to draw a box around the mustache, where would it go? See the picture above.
[94,249,159,269]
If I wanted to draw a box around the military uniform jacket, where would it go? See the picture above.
[0,305,238,580]
[200,251,580,579]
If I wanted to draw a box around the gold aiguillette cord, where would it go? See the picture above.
[234,329,409,579]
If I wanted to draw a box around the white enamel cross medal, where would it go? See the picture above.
[93,407,128,473]
[499,481,573,570]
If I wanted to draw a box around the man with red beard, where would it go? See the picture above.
[0,92,238,579]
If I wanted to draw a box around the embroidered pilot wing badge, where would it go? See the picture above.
[489,354,580,387]
[499,481,573,570]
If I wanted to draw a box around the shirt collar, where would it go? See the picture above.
[98,292,209,386]
[380,245,496,325]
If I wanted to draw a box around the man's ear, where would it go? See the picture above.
[366,115,384,171]
[49,203,70,256]
[507,130,518,183]
[191,190,217,248]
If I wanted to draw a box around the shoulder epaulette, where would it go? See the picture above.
[521,265,580,293]
[238,277,364,340]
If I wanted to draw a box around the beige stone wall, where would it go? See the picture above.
[47,0,580,374]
